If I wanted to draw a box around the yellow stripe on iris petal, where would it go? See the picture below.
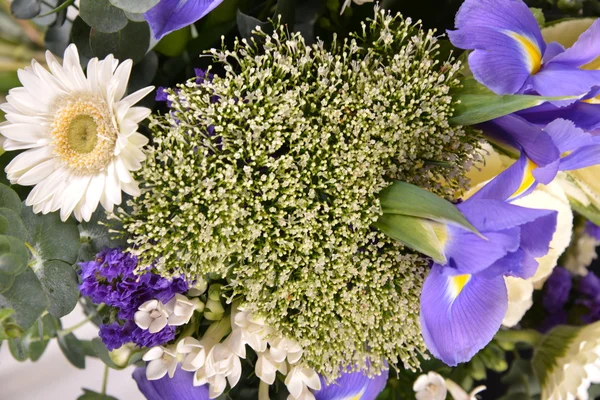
[343,387,366,400]
[449,274,471,298]
[509,158,537,199]
[507,32,543,74]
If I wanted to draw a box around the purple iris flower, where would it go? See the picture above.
[420,196,557,366]
[474,116,600,202]
[133,366,209,400]
[144,0,224,40]
[448,0,600,98]
[314,367,389,400]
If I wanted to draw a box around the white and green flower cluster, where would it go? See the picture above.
[119,8,479,378]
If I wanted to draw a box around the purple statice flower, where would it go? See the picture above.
[155,87,169,102]
[79,248,188,350]
[577,272,600,323]
[543,267,572,312]
[585,221,600,241]
[144,0,224,40]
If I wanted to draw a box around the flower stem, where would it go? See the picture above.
[101,365,109,395]
[38,0,75,18]
[259,380,270,400]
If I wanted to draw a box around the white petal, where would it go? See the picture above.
[5,113,47,125]
[0,122,48,143]
[119,86,154,108]
[228,357,242,388]
[121,179,141,197]
[303,368,321,391]
[124,106,151,123]
[149,316,168,333]
[104,162,122,206]
[111,59,132,102]
[134,311,153,329]
[16,159,57,186]
[60,176,91,221]
[3,139,44,151]
[86,57,100,95]
[146,360,169,380]
[6,88,46,115]
[5,146,53,177]
[114,157,133,183]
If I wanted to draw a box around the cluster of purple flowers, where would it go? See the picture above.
[79,248,188,350]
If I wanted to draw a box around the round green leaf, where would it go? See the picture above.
[0,215,8,234]
[90,21,151,63]
[31,260,79,318]
[0,208,29,241]
[109,0,159,13]
[78,209,127,262]
[10,0,41,19]
[0,183,22,213]
[0,268,47,331]
[80,0,128,33]
[0,235,29,276]
[0,272,15,293]
[21,205,80,264]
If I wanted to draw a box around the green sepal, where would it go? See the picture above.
[373,214,447,263]
[378,181,479,234]
[451,78,577,126]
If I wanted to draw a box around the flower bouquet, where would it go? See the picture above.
[2,0,600,399]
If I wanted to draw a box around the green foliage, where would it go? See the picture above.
[451,78,576,126]
[78,389,119,400]
[58,332,86,369]
[80,0,128,33]
[532,325,581,389]
[108,0,159,14]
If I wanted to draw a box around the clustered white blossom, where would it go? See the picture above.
[413,371,486,400]
[143,304,321,400]
[134,292,205,332]
[120,8,479,377]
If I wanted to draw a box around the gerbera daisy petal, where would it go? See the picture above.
[1,45,151,221]
[120,86,155,109]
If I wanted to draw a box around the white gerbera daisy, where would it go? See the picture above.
[0,44,153,222]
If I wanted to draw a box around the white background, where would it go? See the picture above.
[0,306,145,400]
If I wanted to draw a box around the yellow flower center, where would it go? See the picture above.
[51,97,117,174]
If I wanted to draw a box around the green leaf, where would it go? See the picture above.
[236,9,271,40]
[0,273,15,293]
[0,184,22,214]
[30,260,79,318]
[8,336,29,361]
[21,205,80,264]
[80,0,128,33]
[78,209,127,262]
[0,208,29,241]
[58,332,86,369]
[78,389,119,400]
[530,8,546,28]
[569,197,600,226]
[0,235,29,276]
[45,18,73,56]
[71,16,95,61]
[0,268,47,331]
[10,0,42,19]
[90,21,151,64]
[108,0,159,13]
[377,181,479,234]
[27,314,60,361]
[154,27,191,57]
[373,214,447,263]
[450,78,576,126]
[532,325,581,389]
[0,308,19,340]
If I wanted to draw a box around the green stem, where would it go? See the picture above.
[38,0,75,18]
[29,304,106,342]
[495,329,542,347]
[101,365,109,396]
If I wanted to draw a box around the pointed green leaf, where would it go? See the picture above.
[378,181,479,234]
[58,332,86,369]
[373,214,447,263]
[451,78,576,126]
[532,324,582,390]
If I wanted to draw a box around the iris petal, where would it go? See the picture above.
[133,365,209,400]
[144,0,224,40]
[420,265,508,366]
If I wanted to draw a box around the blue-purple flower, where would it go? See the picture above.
[448,0,600,97]
[144,0,224,40]
[420,197,557,366]
[474,116,600,202]
[79,248,188,350]
[133,366,209,400]
[314,367,389,400]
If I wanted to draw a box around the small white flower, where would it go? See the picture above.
[413,372,447,400]
[285,365,322,400]
[187,277,208,297]
[445,379,486,400]
[143,345,178,380]
[256,351,288,385]
[177,336,208,372]
[269,336,303,364]
[195,338,243,398]
[1,44,153,221]
[564,233,599,276]
[165,293,203,326]
[134,299,170,333]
